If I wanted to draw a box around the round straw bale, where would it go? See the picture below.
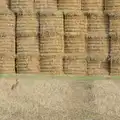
[0,55,15,73]
[81,0,103,14]
[64,33,86,54]
[10,0,34,13]
[87,36,109,61]
[40,34,64,54]
[40,11,63,36]
[87,13,108,35]
[58,0,81,11]
[17,11,38,37]
[17,36,39,55]
[16,54,40,73]
[105,0,120,15]
[40,54,63,74]
[0,9,15,36]
[110,39,120,59]
[63,55,87,75]
[87,60,109,76]
[34,0,57,12]
[110,62,120,75]
[64,11,87,35]
[39,11,64,54]
[0,36,15,55]
[109,15,120,37]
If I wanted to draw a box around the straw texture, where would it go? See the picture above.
[87,13,108,36]
[58,0,81,11]
[87,36,109,61]
[34,0,57,12]
[39,11,64,54]
[111,62,120,75]
[16,54,40,73]
[63,55,87,75]
[81,0,103,13]
[11,0,34,13]
[105,0,120,15]
[64,11,87,35]
[0,55,15,73]
[17,36,39,55]
[87,61,109,76]
[40,55,63,74]
[17,11,38,37]
[109,15,120,37]
[64,33,86,55]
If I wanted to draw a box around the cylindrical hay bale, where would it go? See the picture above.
[11,0,33,13]
[16,54,40,73]
[87,13,108,36]
[105,0,120,15]
[109,15,120,37]
[17,36,39,55]
[17,11,38,37]
[110,39,120,59]
[63,55,87,75]
[58,0,81,11]
[0,36,15,55]
[0,55,15,73]
[64,34,86,55]
[87,36,109,61]
[40,35,64,54]
[34,0,57,12]
[40,11,64,54]
[81,0,103,13]
[40,55,63,74]
[0,9,15,36]
[87,60,109,75]
[64,11,87,34]
[111,62,120,75]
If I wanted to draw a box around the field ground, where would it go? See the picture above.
[0,74,120,119]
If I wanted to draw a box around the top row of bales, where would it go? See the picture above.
[5,0,119,15]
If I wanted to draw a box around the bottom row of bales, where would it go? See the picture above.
[0,54,116,76]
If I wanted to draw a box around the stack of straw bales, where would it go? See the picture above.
[87,60,109,75]
[0,6,15,73]
[34,0,57,13]
[87,13,108,36]
[63,55,87,75]
[108,13,120,75]
[39,11,64,74]
[16,11,40,73]
[58,0,81,11]
[105,0,120,15]
[110,39,120,75]
[40,55,63,74]
[81,0,104,14]
[64,11,87,75]
[10,0,34,13]
[87,12,109,75]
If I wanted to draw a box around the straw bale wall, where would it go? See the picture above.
[0,0,120,75]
